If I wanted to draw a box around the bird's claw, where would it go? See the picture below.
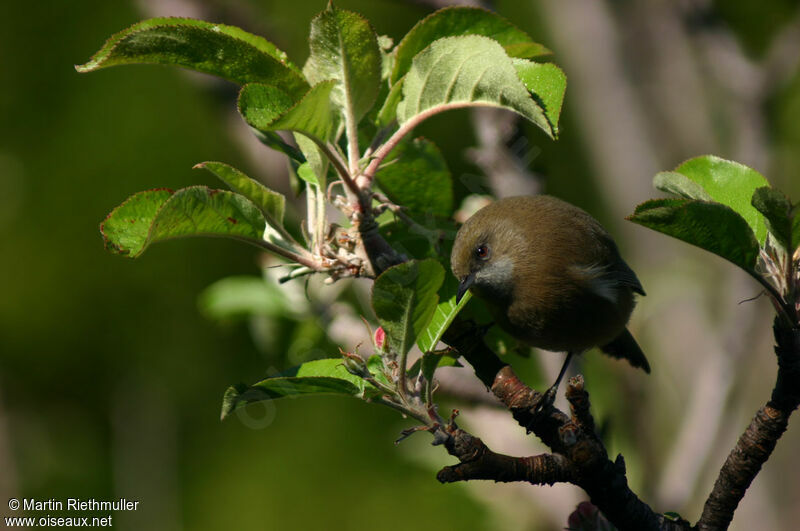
[534,386,557,413]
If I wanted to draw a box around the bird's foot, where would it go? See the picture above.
[533,385,558,413]
[477,321,495,337]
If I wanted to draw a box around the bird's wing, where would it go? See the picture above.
[608,259,645,296]
[570,260,645,304]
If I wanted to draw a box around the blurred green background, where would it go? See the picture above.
[2,1,799,530]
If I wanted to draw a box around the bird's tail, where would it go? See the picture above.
[600,328,651,373]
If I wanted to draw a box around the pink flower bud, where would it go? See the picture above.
[374,327,386,350]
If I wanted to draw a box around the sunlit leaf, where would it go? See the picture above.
[296,162,320,186]
[76,18,308,98]
[391,6,550,84]
[512,60,567,135]
[303,4,382,122]
[396,35,553,138]
[367,355,392,387]
[653,171,713,201]
[195,162,285,224]
[660,156,769,245]
[376,77,404,127]
[417,275,472,353]
[238,81,336,146]
[101,187,265,257]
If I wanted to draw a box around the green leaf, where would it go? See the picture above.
[238,81,337,145]
[627,198,760,273]
[662,156,770,245]
[391,6,550,84]
[198,275,289,320]
[372,259,445,356]
[794,209,800,255]
[396,35,553,138]
[296,162,320,186]
[376,138,453,218]
[512,60,567,135]
[751,186,793,252]
[376,77,404,127]
[76,18,308,99]
[367,354,392,387]
[252,130,306,164]
[195,162,285,224]
[101,186,265,257]
[421,351,461,383]
[653,171,713,201]
[417,275,472,353]
[303,4,382,122]
[293,134,329,188]
[378,34,396,82]
[407,350,462,379]
[379,219,443,261]
[221,359,380,420]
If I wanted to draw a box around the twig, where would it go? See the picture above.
[442,318,688,531]
[697,321,800,530]
[437,433,577,485]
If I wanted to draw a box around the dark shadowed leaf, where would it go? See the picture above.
[376,138,453,218]
[391,6,550,84]
[751,186,794,252]
[303,4,382,122]
[252,130,306,165]
[372,259,445,356]
[76,18,308,99]
[101,187,265,257]
[627,198,760,273]
[407,350,462,379]
[396,36,553,138]
[220,359,380,420]
[794,210,800,255]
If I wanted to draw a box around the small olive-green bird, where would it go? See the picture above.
[451,195,649,401]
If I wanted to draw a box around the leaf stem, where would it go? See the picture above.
[361,102,478,184]
[749,270,795,326]
[316,141,360,198]
[242,236,322,271]
[345,107,361,176]
[374,396,430,426]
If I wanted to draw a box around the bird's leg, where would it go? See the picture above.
[478,321,495,337]
[536,351,575,411]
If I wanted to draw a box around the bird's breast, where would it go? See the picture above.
[500,275,634,353]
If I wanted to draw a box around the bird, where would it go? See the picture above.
[450,195,649,405]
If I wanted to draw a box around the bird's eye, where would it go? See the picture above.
[474,244,490,260]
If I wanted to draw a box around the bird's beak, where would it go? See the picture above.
[456,272,475,304]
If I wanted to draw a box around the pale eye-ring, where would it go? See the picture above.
[474,244,490,260]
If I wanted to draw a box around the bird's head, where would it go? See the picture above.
[450,202,522,304]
